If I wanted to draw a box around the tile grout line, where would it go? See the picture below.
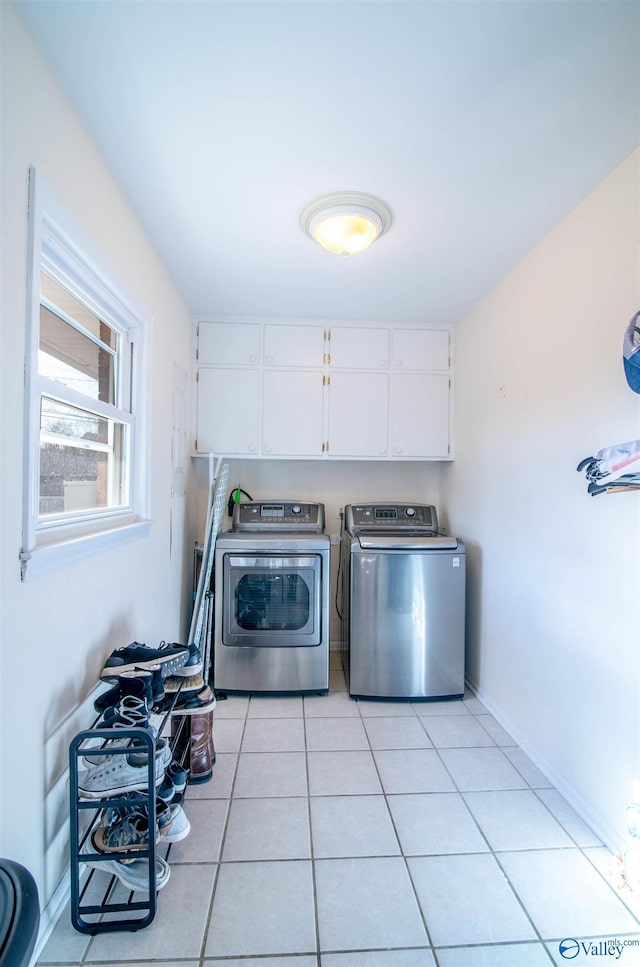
[355,693,437,958]
[302,693,323,967]
[196,696,247,964]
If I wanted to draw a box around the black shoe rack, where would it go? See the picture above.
[68,692,191,934]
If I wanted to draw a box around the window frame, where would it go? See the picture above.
[21,169,151,580]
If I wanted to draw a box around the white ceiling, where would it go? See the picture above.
[13,0,640,325]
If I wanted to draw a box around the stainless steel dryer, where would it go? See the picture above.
[214,500,330,694]
[341,503,465,700]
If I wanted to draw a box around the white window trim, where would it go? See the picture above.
[21,169,151,580]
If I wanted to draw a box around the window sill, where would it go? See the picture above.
[20,515,152,581]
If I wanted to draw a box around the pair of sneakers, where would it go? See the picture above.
[96,786,190,854]
[78,697,171,799]
[80,831,171,893]
[80,787,190,893]
[99,641,201,684]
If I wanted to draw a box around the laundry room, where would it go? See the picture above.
[1,1,639,965]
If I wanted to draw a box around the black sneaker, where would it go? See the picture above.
[170,643,203,678]
[93,666,165,713]
[100,642,189,682]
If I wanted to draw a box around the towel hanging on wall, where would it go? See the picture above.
[577,438,640,496]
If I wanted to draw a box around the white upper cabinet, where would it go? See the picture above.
[328,372,389,457]
[194,320,452,460]
[262,371,325,456]
[392,329,449,371]
[196,368,260,455]
[329,326,390,370]
[263,324,325,367]
[390,373,450,458]
[198,321,260,366]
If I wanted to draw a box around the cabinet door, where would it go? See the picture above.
[198,321,260,366]
[196,369,260,455]
[262,370,325,456]
[329,327,390,370]
[328,372,389,457]
[264,324,325,367]
[390,373,450,458]
[392,329,449,371]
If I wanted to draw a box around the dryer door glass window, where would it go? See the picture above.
[223,554,322,647]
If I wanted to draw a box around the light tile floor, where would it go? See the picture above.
[38,654,640,967]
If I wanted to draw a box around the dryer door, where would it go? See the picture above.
[222,553,322,647]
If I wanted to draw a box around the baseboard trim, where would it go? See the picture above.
[465,677,621,853]
[30,870,71,966]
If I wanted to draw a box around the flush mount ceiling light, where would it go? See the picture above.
[300,191,391,257]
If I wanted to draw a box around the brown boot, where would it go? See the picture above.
[189,711,213,784]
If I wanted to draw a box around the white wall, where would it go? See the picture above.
[0,2,194,922]
[441,149,640,849]
[192,457,443,645]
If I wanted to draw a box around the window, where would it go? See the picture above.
[21,169,150,579]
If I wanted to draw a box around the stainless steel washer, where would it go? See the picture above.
[214,500,330,694]
[341,502,465,700]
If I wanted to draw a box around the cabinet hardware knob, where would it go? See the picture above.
[264,445,272,453]
[266,355,273,363]
[395,359,403,367]
[248,444,256,452]
[381,359,388,368]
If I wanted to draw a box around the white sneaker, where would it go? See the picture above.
[159,803,191,843]
[78,751,165,799]
[80,832,170,891]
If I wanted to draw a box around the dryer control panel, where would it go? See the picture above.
[233,500,325,532]
[345,503,439,535]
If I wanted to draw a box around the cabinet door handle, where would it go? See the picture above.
[248,444,257,453]
[378,447,387,455]
[264,444,272,453]
[380,359,388,368]
[249,354,257,363]
[395,359,403,368]
[266,355,274,364]
[393,447,403,455]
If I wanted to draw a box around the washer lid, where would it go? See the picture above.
[356,534,459,550]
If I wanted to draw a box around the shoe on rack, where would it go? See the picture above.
[78,749,166,799]
[157,760,189,801]
[97,693,150,726]
[80,833,170,892]
[92,807,156,857]
[94,666,165,713]
[163,672,205,695]
[82,697,156,767]
[94,671,151,714]
[165,759,189,793]
[170,643,203,678]
[159,802,191,844]
[100,642,189,682]
[128,736,172,771]
[188,710,214,784]
[156,684,216,716]
[101,796,173,840]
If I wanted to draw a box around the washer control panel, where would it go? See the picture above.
[345,503,439,534]
[233,500,325,532]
